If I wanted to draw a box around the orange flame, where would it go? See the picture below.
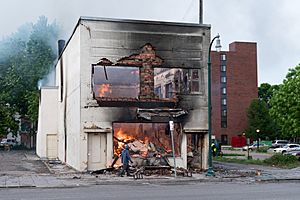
[114,129,135,156]
[98,84,112,97]
[113,126,174,158]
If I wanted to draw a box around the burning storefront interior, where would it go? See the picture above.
[90,121,198,177]
[37,17,211,176]
[111,123,183,176]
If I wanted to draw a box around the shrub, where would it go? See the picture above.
[263,154,299,168]
[222,153,244,157]
[256,146,269,153]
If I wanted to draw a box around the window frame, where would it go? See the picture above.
[221,98,227,106]
[221,87,227,95]
[220,65,226,72]
[221,54,226,61]
[221,76,227,83]
[190,69,201,94]
[221,109,227,117]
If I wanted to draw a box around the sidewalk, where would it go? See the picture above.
[1,151,300,188]
[214,160,300,182]
[0,151,209,188]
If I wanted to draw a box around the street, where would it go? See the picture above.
[1,182,300,200]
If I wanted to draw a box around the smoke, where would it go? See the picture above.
[37,67,56,90]
[2,0,299,85]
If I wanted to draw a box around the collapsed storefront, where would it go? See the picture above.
[110,122,206,175]
[37,17,211,173]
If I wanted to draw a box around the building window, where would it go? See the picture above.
[221,54,226,61]
[221,98,227,105]
[221,121,227,128]
[221,109,227,117]
[190,69,200,93]
[221,134,228,144]
[221,76,226,83]
[92,65,140,98]
[221,87,227,95]
[165,82,173,98]
[154,86,162,98]
[221,65,226,72]
[154,68,202,96]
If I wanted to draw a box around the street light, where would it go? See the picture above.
[256,129,260,150]
[206,34,221,177]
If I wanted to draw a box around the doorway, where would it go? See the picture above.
[46,134,58,159]
[87,133,107,170]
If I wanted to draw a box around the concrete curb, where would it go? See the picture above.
[0,185,36,189]
[2,176,300,189]
[256,178,300,183]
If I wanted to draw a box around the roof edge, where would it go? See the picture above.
[80,16,211,28]
[55,16,211,66]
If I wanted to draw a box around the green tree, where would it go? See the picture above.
[270,65,300,139]
[0,16,59,137]
[245,99,278,140]
[25,91,39,122]
[0,101,19,136]
[258,83,279,106]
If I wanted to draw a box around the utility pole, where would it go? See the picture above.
[199,0,203,24]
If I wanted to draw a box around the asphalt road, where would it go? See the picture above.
[1,182,300,200]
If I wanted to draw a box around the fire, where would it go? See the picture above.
[114,129,135,156]
[113,129,164,158]
[98,84,112,97]
[113,124,180,160]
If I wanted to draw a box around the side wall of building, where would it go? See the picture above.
[36,87,58,158]
[56,27,81,169]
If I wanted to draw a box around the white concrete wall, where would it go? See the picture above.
[202,133,209,169]
[36,87,58,158]
[55,21,133,171]
[56,26,81,170]
[79,22,114,171]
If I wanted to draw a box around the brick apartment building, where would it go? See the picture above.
[211,42,258,145]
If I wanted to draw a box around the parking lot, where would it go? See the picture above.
[0,150,49,175]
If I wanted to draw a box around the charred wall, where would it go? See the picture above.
[78,18,211,131]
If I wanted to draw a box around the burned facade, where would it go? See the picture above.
[37,17,211,172]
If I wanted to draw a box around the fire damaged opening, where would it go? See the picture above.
[92,65,203,107]
[187,134,205,169]
[112,123,182,167]
[92,66,140,98]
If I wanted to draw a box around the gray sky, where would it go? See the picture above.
[1,0,299,85]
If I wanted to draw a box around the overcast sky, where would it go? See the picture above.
[1,0,299,85]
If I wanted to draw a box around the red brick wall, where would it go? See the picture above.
[211,42,258,144]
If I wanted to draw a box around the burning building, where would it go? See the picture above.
[37,17,211,172]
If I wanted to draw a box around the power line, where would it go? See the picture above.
[182,0,196,21]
